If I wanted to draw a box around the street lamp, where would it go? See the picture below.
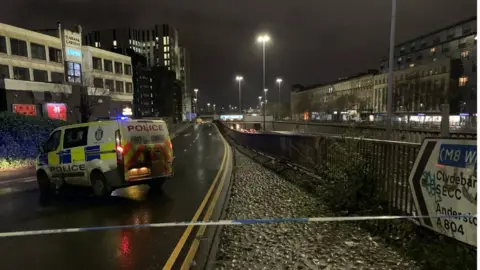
[235,75,243,114]
[386,0,397,139]
[213,104,216,114]
[263,89,268,126]
[194,89,199,114]
[276,78,282,119]
[207,103,211,113]
[257,34,270,130]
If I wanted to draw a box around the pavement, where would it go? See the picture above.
[0,122,233,270]
[213,149,420,269]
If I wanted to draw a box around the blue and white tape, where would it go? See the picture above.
[0,214,475,238]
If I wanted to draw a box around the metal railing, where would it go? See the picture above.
[216,120,420,215]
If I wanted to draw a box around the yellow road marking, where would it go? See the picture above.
[180,140,231,269]
[162,127,228,269]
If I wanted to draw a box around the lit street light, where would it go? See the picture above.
[213,104,216,114]
[235,75,243,114]
[194,89,199,114]
[263,89,268,118]
[207,103,211,112]
[276,78,282,119]
[257,34,270,130]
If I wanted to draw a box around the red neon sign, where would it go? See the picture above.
[45,103,67,121]
[12,104,37,116]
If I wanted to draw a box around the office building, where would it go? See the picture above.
[0,22,133,122]
[180,47,192,120]
[81,45,133,118]
[84,24,191,120]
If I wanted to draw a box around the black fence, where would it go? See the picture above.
[216,120,420,215]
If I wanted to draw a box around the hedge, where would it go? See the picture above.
[0,112,66,170]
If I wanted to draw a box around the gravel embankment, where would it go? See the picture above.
[214,150,419,269]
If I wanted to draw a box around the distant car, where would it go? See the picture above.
[196,118,203,124]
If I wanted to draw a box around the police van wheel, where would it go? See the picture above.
[37,171,52,198]
[91,172,111,198]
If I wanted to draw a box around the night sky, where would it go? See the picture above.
[0,0,476,111]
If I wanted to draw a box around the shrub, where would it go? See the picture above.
[315,132,380,214]
[0,112,65,170]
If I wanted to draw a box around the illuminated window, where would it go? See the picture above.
[163,37,167,45]
[409,63,415,68]
[67,62,82,83]
[459,76,468,86]
[94,42,99,47]
[164,60,168,66]
[129,39,132,45]
[164,53,169,59]
[113,40,117,46]
[430,47,436,53]
[461,51,469,58]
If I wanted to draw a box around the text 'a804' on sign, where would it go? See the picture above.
[409,138,477,247]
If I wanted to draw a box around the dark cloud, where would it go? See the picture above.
[0,0,475,109]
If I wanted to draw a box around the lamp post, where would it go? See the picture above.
[194,89,198,114]
[193,98,197,115]
[263,88,268,128]
[258,96,262,113]
[213,104,216,114]
[235,75,243,114]
[386,0,396,139]
[257,34,270,130]
[207,103,211,113]
[276,78,282,119]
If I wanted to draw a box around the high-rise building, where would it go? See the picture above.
[180,47,192,120]
[84,24,189,120]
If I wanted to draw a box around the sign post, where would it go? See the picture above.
[409,138,477,247]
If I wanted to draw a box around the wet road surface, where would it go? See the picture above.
[0,122,228,270]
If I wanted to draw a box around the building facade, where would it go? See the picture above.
[291,71,377,121]
[0,22,133,122]
[84,25,192,120]
[81,46,133,118]
[291,16,477,124]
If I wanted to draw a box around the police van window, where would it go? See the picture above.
[63,127,89,149]
[45,130,61,152]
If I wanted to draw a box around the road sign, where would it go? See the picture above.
[409,138,477,247]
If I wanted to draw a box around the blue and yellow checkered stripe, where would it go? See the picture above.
[39,144,116,166]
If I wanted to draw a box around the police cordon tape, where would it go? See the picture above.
[0,214,476,238]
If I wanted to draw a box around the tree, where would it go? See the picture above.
[292,92,311,117]
[78,73,111,123]
[266,102,290,119]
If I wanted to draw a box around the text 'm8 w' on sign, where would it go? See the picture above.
[408,138,477,247]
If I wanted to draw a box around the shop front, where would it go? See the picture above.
[0,89,75,121]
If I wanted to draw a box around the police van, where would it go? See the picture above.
[36,117,174,198]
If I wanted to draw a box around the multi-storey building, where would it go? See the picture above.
[81,46,133,118]
[0,23,71,119]
[0,22,133,122]
[84,25,191,120]
[291,71,377,121]
[179,47,192,120]
[291,16,477,124]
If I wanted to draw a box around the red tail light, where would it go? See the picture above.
[115,130,123,163]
